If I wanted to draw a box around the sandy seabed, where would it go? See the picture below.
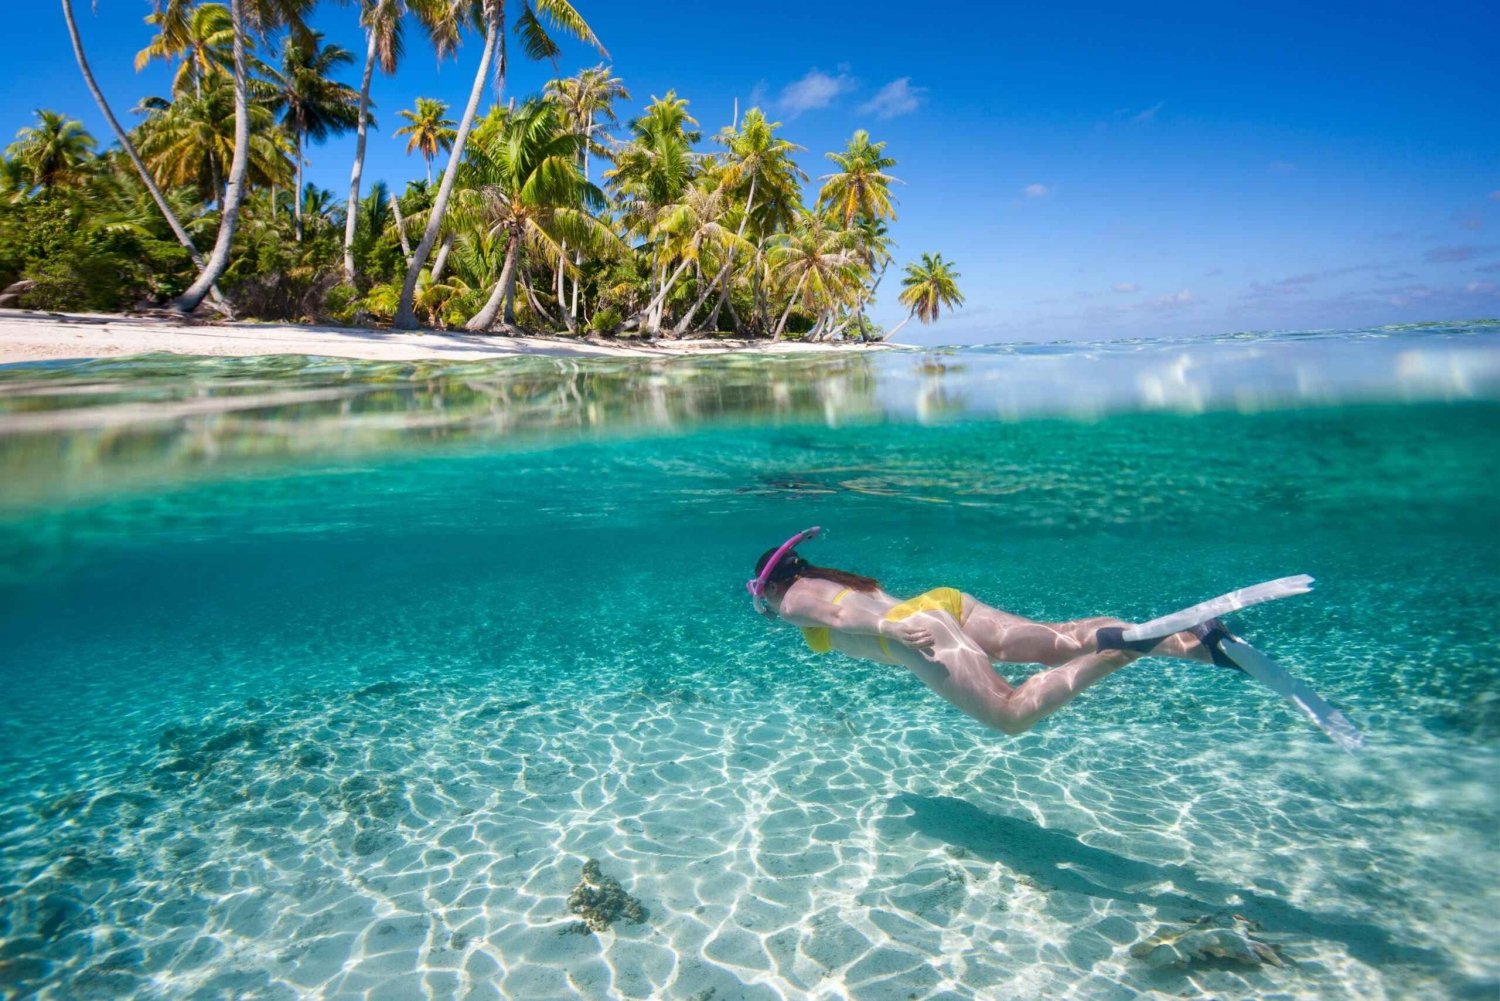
[0,309,884,365]
[5,665,1492,1001]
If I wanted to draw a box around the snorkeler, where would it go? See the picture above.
[749,528,1362,749]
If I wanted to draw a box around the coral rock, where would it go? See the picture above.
[566,859,646,933]
[1129,914,1283,970]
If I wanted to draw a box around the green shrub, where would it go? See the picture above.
[21,243,139,312]
[361,281,401,321]
[322,283,361,325]
[589,306,621,335]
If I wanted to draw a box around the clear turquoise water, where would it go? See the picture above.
[1,325,1498,999]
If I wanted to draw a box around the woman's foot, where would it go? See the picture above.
[1190,618,1248,672]
[1095,622,1212,663]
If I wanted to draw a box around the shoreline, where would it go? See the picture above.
[0,309,890,365]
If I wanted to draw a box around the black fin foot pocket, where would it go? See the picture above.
[1191,620,1247,673]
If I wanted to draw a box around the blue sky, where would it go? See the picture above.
[7,0,1498,343]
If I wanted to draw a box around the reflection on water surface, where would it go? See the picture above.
[1,322,1496,511]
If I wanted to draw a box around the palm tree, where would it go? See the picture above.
[546,65,628,184]
[455,99,617,332]
[342,0,404,283]
[5,110,95,193]
[716,108,804,240]
[545,64,627,327]
[817,129,899,227]
[134,1,234,99]
[393,98,455,183]
[62,0,224,309]
[297,182,337,235]
[1,153,33,203]
[606,92,701,331]
[826,216,894,340]
[707,107,805,332]
[270,31,360,241]
[656,182,753,335]
[887,252,963,339]
[393,0,606,331]
[607,91,701,234]
[82,155,209,246]
[765,213,862,339]
[175,0,310,314]
[135,81,294,209]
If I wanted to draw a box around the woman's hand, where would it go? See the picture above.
[880,618,935,651]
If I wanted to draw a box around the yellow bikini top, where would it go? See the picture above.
[800,588,851,653]
[798,586,962,656]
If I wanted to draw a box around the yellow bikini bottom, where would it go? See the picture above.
[802,587,965,656]
[884,587,965,623]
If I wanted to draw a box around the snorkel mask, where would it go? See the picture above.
[747,526,822,615]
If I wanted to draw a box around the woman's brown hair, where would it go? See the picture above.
[754,548,880,592]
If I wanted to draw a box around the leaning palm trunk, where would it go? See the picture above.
[851,260,889,339]
[464,226,520,331]
[175,0,251,314]
[430,233,455,283]
[341,27,378,282]
[568,109,593,323]
[756,262,773,336]
[825,264,888,341]
[502,250,518,324]
[639,257,692,334]
[703,260,733,332]
[648,260,665,332]
[395,11,500,329]
[773,271,809,340]
[822,312,856,340]
[705,174,756,332]
[815,310,836,340]
[523,264,557,326]
[570,249,582,319]
[884,312,915,340]
[293,136,304,241]
[673,259,731,335]
[61,0,228,313]
[390,192,412,263]
[556,244,575,331]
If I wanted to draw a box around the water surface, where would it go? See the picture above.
[1,323,1497,999]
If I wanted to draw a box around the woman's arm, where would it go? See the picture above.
[777,588,924,646]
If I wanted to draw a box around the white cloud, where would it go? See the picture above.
[1112,282,1138,293]
[747,80,768,110]
[1269,160,1297,174]
[1466,280,1497,294]
[858,77,926,119]
[1154,289,1195,307]
[777,69,856,117]
[1023,183,1050,199]
[1131,101,1163,124]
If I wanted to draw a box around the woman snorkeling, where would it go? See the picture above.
[748,527,1356,745]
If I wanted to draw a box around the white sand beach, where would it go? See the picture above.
[0,309,886,365]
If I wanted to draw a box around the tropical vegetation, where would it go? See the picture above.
[5,0,961,340]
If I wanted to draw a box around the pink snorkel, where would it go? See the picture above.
[747,526,822,614]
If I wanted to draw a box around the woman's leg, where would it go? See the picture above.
[891,612,1146,735]
[958,596,1209,666]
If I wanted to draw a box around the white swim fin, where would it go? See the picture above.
[1121,575,1315,643]
[1218,638,1365,753]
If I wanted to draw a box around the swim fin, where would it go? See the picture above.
[1120,575,1315,643]
[1218,637,1365,753]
